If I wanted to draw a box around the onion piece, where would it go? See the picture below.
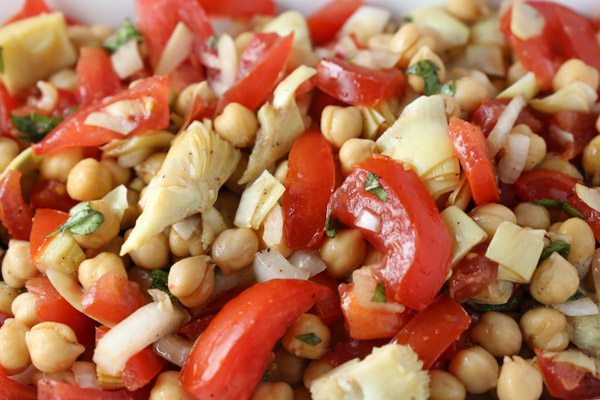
[84,112,138,135]
[211,265,256,300]
[33,81,58,113]
[253,249,310,282]
[554,297,599,316]
[288,251,327,277]
[111,39,144,80]
[172,214,202,241]
[340,6,391,43]
[72,361,100,389]
[355,209,381,232]
[153,334,192,367]
[576,183,600,212]
[530,82,598,114]
[93,290,189,376]
[498,133,530,184]
[101,184,129,223]
[352,267,405,313]
[211,34,237,97]
[510,1,545,40]
[487,94,526,155]
[155,21,194,76]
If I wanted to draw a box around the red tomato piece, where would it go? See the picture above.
[0,170,34,241]
[339,283,414,340]
[307,0,364,45]
[81,270,146,326]
[32,76,170,155]
[0,311,11,328]
[180,314,216,341]
[37,295,96,346]
[4,0,51,26]
[547,111,599,160]
[189,284,251,320]
[329,155,452,310]
[283,130,335,249]
[37,377,149,400]
[536,349,600,400]
[179,279,330,400]
[313,58,406,107]
[30,181,78,212]
[25,274,58,298]
[0,368,36,400]
[29,209,69,262]
[515,169,600,242]
[121,347,165,391]
[470,98,543,137]
[309,271,343,326]
[0,83,18,135]
[447,117,500,205]
[309,89,347,122]
[391,296,471,369]
[321,338,388,367]
[196,0,275,18]
[449,244,498,302]
[76,47,122,106]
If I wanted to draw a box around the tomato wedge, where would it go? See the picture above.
[37,377,149,400]
[4,0,51,26]
[449,244,498,302]
[329,155,452,311]
[536,349,600,400]
[76,47,122,106]
[313,58,406,107]
[547,110,599,160]
[30,181,78,212]
[447,117,500,205]
[470,98,543,136]
[0,170,34,241]
[307,0,364,45]
[121,348,165,391]
[283,130,335,250]
[391,296,471,369]
[179,279,330,400]
[196,0,275,18]
[32,76,170,155]
[309,271,343,326]
[29,209,69,262]
[321,338,388,367]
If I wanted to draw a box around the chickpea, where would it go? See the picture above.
[389,24,442,68]
[363,246,384,266]
[497,356,543,400]
[0,282,19,314]
[552,59,600,92]
[274,160,288,186]
[339,138,376,176]
[293,386,312,400]
[11,292,39,327]
[251,382,294,400]
[274,347,307,385]
[583,135,600,185]
[85,235,129,267]
[100,158,131,187]
[389,23,421,55]
[0,137,19,172]
[257,204,293,258]
[454,77,489,113]
[2,240,37,289]
[471,312,522,358]
[169,228,205,258]
[448,346,499,394]
[126,230,169,269]
[0,318,31,374]
[440,94,461,120]
[511,124,547,171]
[320,106,363,149]
[507,61,528,86]
[429,369,466,400]
[225,153,249,195]
[26,322,85,373]
[447,0,483,22]
[168,255,214,308]
[514,202,550,230]
[407,46,446,94]
[128,265,153,301]
[149,371,191,400]
[211,228,259,275]
[134,152,166,184]
[558,218,595,275]
[530,253,579,305]
[72,200,120,249]
[520,307,569,351]
[120,189,141,230]
[214,189,240,229]
[66,158,113,201]
[214,102,258,148]
[49,68,78,91]
[40,147,84,183]
[174,82,215,117]
[78,252,127,291]
[469,203,517,240]
[537,152,583,181]
[303,360,333,389]
[320,229,366,279]
[282,314,330,360]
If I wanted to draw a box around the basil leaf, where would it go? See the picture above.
[540,241,570,261]
[364,172,387,202]
[104,19,143,54]
[149,269,177,300]
[46,202,104,238]
[0,47,4,74]
[405,59,455,96]
[295,333,322,346]
[402,16,413,23]
[207,35,218,49]
[260,369,270,384]
[324,209,340,238]
[468,295,520,313]
[371,282,387,303]
[11,112,64,143]
[535,199,584,219]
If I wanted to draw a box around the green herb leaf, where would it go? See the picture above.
[535,199,584,219]
[540,241,570,261]
[402,16,413,23]
[371,282,387,303]
[295,333,322,346]
[0,47,4,74]
[11,112,64,143]
[324,209,340,238]
[46,202,104,238]
[260,369,270,384]
[566,290,584,302]
[364,172,388,202]
[104,19,143,54]
[405,59,455,96]
[149,269,177,300]
[467,295,521,313]
[207,35,218,49]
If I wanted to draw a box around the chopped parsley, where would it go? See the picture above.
[295,333,322,346]
[324,209,340,238]
[11,112,65,143]
[364,172,388,202]
[405,59,456,96]
[371,282,387,303]
[540,241,570,261]
[149,269,177,300]
[535,199,584,219]
[104,19,143,54]
[46,202,104,238]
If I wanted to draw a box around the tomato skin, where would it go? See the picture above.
[197,0,275,18]
[179,279,330,400]
[32,76,170,155]
[313,58,406,107]
[535,349,600,400]
[4,0,51,26]
[0,368,37,400]
[29,209,69,261]
[0,170,34,241]
[81,270,146,326]
[321,338,388,367]
[329,155,452,311]
[76,47,122,106]
[391,296,471,369]
[307,0,364,46]
[447,117,500,205]
[283,130,335,250]
[30,180,78,212]
[515,169,600,242]
[548,111,599,160]
[121,348,165,391]
[449,244,498,302]
[309,271,343,326]
[470,98,543,137]
[37,377,150,400]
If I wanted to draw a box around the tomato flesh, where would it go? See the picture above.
[4,0,51,26]
[29,209,69,262]
[121,348,165,391]
[0,368,36,400]
[321,338,388,367]
[449,244,498,302]
[76,47,122,106]
[30,180,78,212]
[536,349,600,400]
[0,170,34,241]
[37,377,149,400]
[307,0,364,45]
[309,271,343,326]
[197,0,275,18]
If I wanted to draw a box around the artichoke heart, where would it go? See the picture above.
[121,121,240,255]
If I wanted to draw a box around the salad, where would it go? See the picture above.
[0,0,600,399]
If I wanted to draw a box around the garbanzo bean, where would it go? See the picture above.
[226,153,249,195]
[11,292,39,327]
[169,227,205,258]
[250,382,294,400]
[470,312,522,357]
[429,369,466,400]
[0,137,19,172]
[149,371,191,400]
[537,152,583,180]
[320,229,366,279]
[469,203,517,240]
[448,345,499,394]
[214,102,258,148]
[454,77,489,113]
[49,68,78,91]
[2,240,37,289]
[511,125,547,171]
[440,94,461,120]
[66,158,113,201]
[558,218,595,275]
[496,356,543,400]
[293,386,312,400]
[583,135,600,185]
[363,246,384,266]
[282,314,330,360]
[126,230,170,269]
[168,255,214,308]
[274,347,306,385]
[120,189,141,230]
[26,322,85,373]
[407,46,446,94]
[339,138,376,176]
[530,253,579,305]
[73,200,120,249]
[321,106,363,149]
[100,158,131,187]
[552,59,600,92]
[0,282,19,314]
[514,202,550,230]
[211,228,259,275]
[78,252,127,291]
[0,318,31,374]
[40,147,84,183]
[134,152,166,184]
[303,360,333,389]
[520,307,569,351]
[507,61,528,85]
[447,0,482,22]
[174,82,215,117]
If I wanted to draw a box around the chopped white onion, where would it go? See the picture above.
[93,290,189,376]
[498,133,530,184]
[340,6,391,43]
[487,95,526,155]
[211,34,237,97]
[211,266,256,300]
[111,39,144,80]
[351,50,379,70]
[34,81,58,113]
[101,184,129,223]
[8,364,36,385]
[155,21,194,76]
[352,267,405,313]
[576,183,600,212]
[84,112,137,135]
[72,361,100,389]
[172,214,202,241]
[369,50,400,69]
[288,251,327,277]
[554,297,599,316]
[253,249,310,282]
[355,209,381,232]
[510,1,545,40]
[153,334,192,367]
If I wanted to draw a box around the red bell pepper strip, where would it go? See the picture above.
[329,155,452,310]
[309,271,343,326]
[37,377,149,400]
[307,0,364,46]
[470,98,543,137]
[449,244,498,302]
[0,368,36,400]
[4,0,51,26]
[196,0,275,18]
[76,47,122,106]
[313,58,406,107]
[30,181,78,212]
[283,130,335,250]
[321,338,388,367]
[0,170,34,241]
[179,279,330,400]
[121,348,165,391]
[535,349,600,400]
[391,295,471,369]
[29,208,69,262]
[32,76,170,155]
[515,169,600,242]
